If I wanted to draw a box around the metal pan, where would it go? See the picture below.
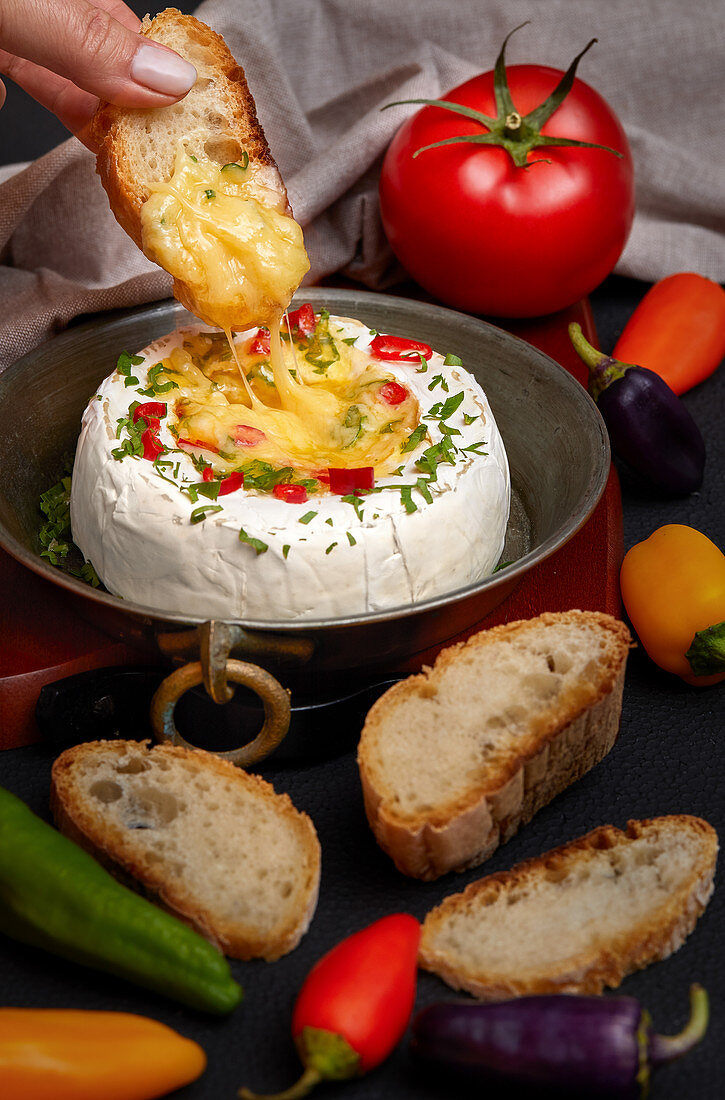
[0,289,609,761]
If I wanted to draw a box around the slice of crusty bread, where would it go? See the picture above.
[50,740,321,961]
[357,611,632,880]
[91,8,290,253]
[419,815,718,998]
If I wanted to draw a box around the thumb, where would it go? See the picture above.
[0,0,197,105]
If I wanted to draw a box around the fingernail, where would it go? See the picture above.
[131,43,197,96]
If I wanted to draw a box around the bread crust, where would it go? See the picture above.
[419,815,718,997]
[358,611,632,879]
[50,740,321,961]
[91,8,289,252]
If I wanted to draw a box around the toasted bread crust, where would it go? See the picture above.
[91,8,288,252]
[419,816,718,997]
[50,740,321,961]
[358,611,632,879]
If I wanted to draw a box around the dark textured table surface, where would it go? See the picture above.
[0,275,723,1100]
[1,6,724,1092]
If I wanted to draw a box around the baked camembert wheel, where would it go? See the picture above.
[70,309,510,620]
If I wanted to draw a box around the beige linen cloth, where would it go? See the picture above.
[0,0,723,369]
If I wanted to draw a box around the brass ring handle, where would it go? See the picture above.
[150,659,291,767]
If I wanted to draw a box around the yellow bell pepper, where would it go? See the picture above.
[0,1009,206,1100]
[620,524,725,686]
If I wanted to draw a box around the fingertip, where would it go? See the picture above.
[0,79,6,111]
[130,42,197,98]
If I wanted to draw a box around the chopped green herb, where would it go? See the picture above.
[299,511,317,524]
[400,485,417,513]
[401,424,428,453]
[116,350,144,388]
[239,527,268,554]
[443,353,463,366]
[342,336,357,346]
[341,494,364,520]
[222,151,249,170]
[282,544,290,559]
[380,420,401,434]
[428,373,449,393]
[415,435,457,479]
[463,412,479,425]
[189,153,198,162]
[204,189,216,200]
[493,559,514,572]
[326,517,334,526]
[38,475,72,564]
[462,441,488,455]
[416,477,434,504]
[346,532,357,546]
[440,423,462,436]
[438,391,465,419]
[190,504,223,524]
[138,362,179,397]
[78,561,101,587]
[342,405,366,447]
[391,465,405,477]
[325,542,338,554]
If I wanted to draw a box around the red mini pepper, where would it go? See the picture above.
[371,333,432,362]
[378,380,408,405]
[612,272,725,394]
[273,483,308,504]
[202,467,244,495]
[132,401,167,425]
[249,329,271,355]
[234,424,267,447]
[141,428,164,461]
[239,914,421,1100]
[286,303,317,336]
[328,467,375,494]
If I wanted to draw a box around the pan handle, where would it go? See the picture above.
[150,659,291,767]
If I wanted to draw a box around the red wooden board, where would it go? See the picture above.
[0,298,621,749]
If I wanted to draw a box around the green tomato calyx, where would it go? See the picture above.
[384,23,623,169]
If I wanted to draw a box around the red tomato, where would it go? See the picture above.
[378,381,408,405]
[273,483,308,504]
[371,334,432,362]
[233,424,267,447]
[379,63,634,317]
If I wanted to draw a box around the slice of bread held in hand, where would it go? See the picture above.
[357,611,632,880]
[91,8,309,329]
[419,815,718,998]
[50,740,321,961]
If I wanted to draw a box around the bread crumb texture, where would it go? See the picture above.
[51,740,320,960]
[420,816,718,997]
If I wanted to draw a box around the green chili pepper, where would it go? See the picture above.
[0,786,242,1014]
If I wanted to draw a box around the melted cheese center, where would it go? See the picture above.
[162,324,420,475]
[140,147,310,331]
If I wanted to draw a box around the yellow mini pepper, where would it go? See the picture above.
[0,1009,206,1100]
[620,524,725,686]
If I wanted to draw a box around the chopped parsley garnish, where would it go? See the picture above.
[346,532,357,546]
[341,494,365,520]
[138,362,179,397]
[416,477,434,504]
[438,391,465,419]
[415,436,457,480]
[342,336,357,346]
[443,353,463,366]
[400,485,417,513]
[239,528,268,554]
[112,411,145,460]
[428,373,449,393]
[326,517,333,526]
[299,511,317,524]
[38,476,73,564]
[343,405,366,446]
[116,350,144,388]
[190,504,222,524]
[463,412,479,425]
[283,544,291,559]
[79,561,101,587]
[462,441,489,455]
[400,424,428,453]
[326,542,338,554]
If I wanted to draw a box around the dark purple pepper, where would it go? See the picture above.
[411,985,708,1098]
[569,323,706,495]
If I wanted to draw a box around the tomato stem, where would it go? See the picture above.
[685,621,725,677]
[504,111,523,138]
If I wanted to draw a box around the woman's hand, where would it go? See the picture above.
[0,0,197,150]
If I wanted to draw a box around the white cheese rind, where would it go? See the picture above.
[70,317,510,621]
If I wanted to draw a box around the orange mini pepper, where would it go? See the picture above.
[620,524,725,686]
[613,272,725,395]
[0,1009,206,1100]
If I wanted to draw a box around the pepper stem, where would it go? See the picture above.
[648,985,709,1067]
[685,621,725,677]
[568,322,628,401]
[238,1066,323,1100]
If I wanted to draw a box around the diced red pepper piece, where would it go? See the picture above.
[141,428,164,461]
[219,471,244,496]
[286,303,317,337]
[202,465,215,482]
[370,334,433,362]
[249,329,271,356]
[312,469,331,484]
[328,467,375,494]
[378,381,408,405]
[273,483,308,504]
[178,438,220,453]
[234,424,267,447]
[133,401,167,425]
